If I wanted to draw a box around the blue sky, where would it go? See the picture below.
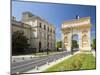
[12,1,96,42]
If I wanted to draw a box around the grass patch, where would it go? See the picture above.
[43,52,96,72]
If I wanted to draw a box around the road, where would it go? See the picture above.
[11,51,71,74]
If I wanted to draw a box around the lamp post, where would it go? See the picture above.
[47,32,49,55]
[71,26,73,55]
[47,34,49,55]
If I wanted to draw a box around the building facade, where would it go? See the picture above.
[12,12,56,52]
[61,17,91,52]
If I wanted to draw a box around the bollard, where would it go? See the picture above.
[35,66,39,70]
[46,62,49,65]
[30,56,32,59]
[22,57,24,60]
[13,60,16,62]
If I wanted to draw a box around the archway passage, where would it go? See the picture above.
[71,34,79,52]
[61,17,91,52]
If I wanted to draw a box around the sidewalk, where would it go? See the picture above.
[12,55,35,58]
[12,51,67,63]
[12,55,36,63]
[12,51,66,58]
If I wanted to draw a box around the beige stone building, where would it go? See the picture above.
[12,12,56,52]
[61,16,91,52]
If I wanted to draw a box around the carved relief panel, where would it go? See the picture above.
[82,30,88,47]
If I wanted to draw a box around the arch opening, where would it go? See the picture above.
[71,34,79,51]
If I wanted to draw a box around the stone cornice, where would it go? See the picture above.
[62,17,91,29]
[62,17,90,25]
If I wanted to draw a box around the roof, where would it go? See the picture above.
[12,19,31,29]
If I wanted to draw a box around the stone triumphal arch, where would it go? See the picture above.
[61,17,91,52]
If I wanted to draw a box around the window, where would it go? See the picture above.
[39,22,42,28]
[53,30,55,34]
[44,24,46,30]
[50,28,52,32]
[48,27,49,32]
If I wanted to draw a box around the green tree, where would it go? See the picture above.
[56,41,62,48]
[92,38,96,50]
[72,40,78,48]
[12,31,30,55]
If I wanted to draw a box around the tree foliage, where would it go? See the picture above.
[92,38,96,50]
[72,40,79,48]
[12,31,30,55]
[56,41,62,48]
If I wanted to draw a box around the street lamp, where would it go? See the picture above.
[71,26,73,55]
[47,35,48,55]
[47,32,49,55]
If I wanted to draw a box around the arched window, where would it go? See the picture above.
[82,34,88,47]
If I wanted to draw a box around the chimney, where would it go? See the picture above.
[76,15,80,20]
[22,12,33,22]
